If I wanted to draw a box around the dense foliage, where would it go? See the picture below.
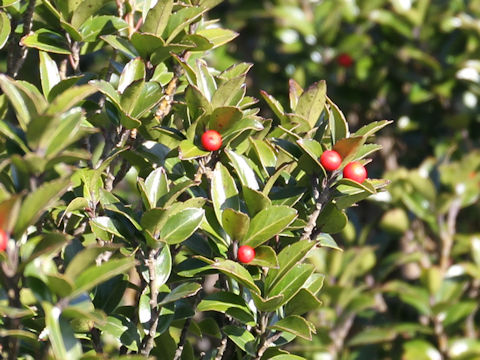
[0,1,391,359]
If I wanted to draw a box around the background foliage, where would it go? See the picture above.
[208,0,480,359]
[0,0,479,360]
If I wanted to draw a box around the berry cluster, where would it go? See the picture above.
[320,149,367,183]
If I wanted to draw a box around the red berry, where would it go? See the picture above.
[320,150,342,171]
[237,245,255,264]
[337,53,354,68]
[343,161,367,183]
[0,229,8,252]
[201,130,222,151]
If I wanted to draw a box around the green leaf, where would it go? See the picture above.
[158,282,202,306]
[160,208,204,245]
[142,246,172,291]
[288,79,303,111]
[46,84,97,115]
[225,149,260,190]
[222,208,250,242]
[21,29,71,54]
[130,32,166,58]
[267,264,315,305]
[285,289,322,316]
[402,340,442,360]
[196,28,238,49]
[316,203,347,234]
[326,96,348,144]
[90,216,125,239]
[70,0,110,28]
[73,257,136,297]
[43,302,83,360]
[316,233,342,251]
[178,139,209,160]
[14,178,70,237]
[249,246,279,268]
[243,186,271,217]
[101,35,139,59]
[197,291,254,324]
[97,315,141,352]
[0,74,43,129]
[354,120,392,137]
[270,315,313,340]
[295,80,326,127]
[143,167,169,209]
[241,206,297,248]
[265,240,315,293]
[211,260,260,293]
[21,232,69,271]
[249,291,284,312]
[211,162,240,227]
[39,52,60,98]
[164,6,206,44]
[142,0,174,36]
[260,90,286,122]
[223,325,256,356]
[79,15,128,42]
[0,10,11,50]
[269,355,306,360]
[65,245,119,279]
[347,326,397,346]
[118,58,145,93]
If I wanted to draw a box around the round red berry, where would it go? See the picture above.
[0,229,8,252]
[237,245,255,264]
[337,53,354,68]
[201,130,222,151]
[320,150,342,171]
[343,161,367,183]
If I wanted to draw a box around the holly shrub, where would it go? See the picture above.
[0,0,390,359]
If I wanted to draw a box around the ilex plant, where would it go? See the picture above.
[0,1,389,360]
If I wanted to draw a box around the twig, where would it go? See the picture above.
[173,293,201,360]
[214,336,228,360]
[254,332,282,360]
[141,248,160,356]
[300,173,336,241]
[8,0,36,78]
[172,317,194,360]
[439,198,461,273]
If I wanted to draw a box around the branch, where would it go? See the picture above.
[254,332,282,360]
[439,198,461,273]
[301,173,337,241]
[141,249,160,356]
[213,336,228,360]
[173,293,201,360]
[8,0,36,78]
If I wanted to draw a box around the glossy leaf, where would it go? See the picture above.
[14,178,70,237]
[222,208,250,242]
[142,0,174,36]
[267,264,315,305]
[158,282,202,306]
[160,208,204,244]
[211,162,240,226]
[21,29,71,54]
[211,260,260,293]
[270,315,313,340]
[241,206,297,248]
[295,80,326,127]
[0,11,10,49]
[223,325,256,356]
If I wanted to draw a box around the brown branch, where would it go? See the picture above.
[8,0,36,78]
[214,336,228,360]
[301,173,337,241]
[141,248,160,356]
[172,317,193,360]
[254,332,282,360]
